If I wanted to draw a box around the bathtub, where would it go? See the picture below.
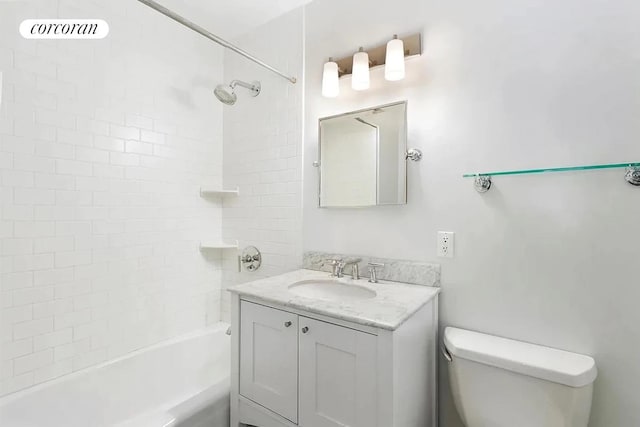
[0,323,231,427]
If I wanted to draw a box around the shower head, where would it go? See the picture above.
[214,85,236,105]
[214,80,261,105]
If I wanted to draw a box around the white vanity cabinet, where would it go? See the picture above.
[230,294,438,427]
[298,316,377,427]
[239,301,299,423]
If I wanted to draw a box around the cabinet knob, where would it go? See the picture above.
[301,326,309,334]
[284,321,292,327]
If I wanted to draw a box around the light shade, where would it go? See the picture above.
[321,60,339,98]
[351,48,370,91]
[385,36,405,81]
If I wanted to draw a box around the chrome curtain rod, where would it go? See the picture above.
[136,0,297,84]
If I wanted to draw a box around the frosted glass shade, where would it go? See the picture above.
[351,51,370,91]
[322,61,339,98]
[385,37,405,81]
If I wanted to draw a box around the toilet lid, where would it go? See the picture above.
[444,327,597,388]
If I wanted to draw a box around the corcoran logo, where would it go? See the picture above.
[19,19,109,39]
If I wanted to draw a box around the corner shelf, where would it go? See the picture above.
[200,187,239,197]
[199,240,238,250]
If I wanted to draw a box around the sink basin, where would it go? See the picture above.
[288,279,377,301]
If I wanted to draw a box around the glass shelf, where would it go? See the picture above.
[463,162,640,178]
[463,162,640,193]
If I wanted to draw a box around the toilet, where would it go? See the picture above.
[443,327,598,427]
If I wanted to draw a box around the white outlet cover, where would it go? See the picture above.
[437,231,455,258]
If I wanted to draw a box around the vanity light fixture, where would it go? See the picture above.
[385,35,405,81]
[351,47,370,91]
[322,58,340,98]
[321,33,421,96]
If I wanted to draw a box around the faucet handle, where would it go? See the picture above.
[367,262,384,283]
[326,258,344,277]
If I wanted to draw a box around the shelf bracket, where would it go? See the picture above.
[474,175,492,193]
[625,167,640,186]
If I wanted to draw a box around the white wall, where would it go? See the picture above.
[221,8,304,321]
[0,0,224,395]
[303,0,640,425]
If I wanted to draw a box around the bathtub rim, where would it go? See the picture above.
[0,321,230,406]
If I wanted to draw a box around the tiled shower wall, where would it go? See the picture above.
[0,0,224,395]
[221,8,304,321]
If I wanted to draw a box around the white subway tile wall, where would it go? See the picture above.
[0,0,225,395]
[220,8,304,321]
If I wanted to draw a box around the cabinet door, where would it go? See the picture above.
[299,317,377,427]
[240,301,298,423]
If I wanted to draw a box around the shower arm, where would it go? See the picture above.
[136,0,297,84]
[230,80,258,91]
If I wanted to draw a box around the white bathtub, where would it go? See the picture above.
[0,323,231,427]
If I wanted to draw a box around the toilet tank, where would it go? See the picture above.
[444,327,597,427]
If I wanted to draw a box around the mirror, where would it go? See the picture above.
[318,101,407,207]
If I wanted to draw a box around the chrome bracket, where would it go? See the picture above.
[240,246,262,271]
[474,175,492,193]
[625,167,640,186]
[406,148,422,162]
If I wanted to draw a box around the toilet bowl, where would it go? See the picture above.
[443,327,597,427]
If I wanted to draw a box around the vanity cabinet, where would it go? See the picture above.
[239,301,377,426]
[239,301,299,423]
[298,316,377,427]
[231,295,438,427]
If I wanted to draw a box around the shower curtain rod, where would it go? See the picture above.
[136,0,297,84]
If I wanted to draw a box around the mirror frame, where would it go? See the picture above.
[316,100,408,208]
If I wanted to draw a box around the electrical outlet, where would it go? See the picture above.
[437,231,455,258]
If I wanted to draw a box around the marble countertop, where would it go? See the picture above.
[227,269,440,331]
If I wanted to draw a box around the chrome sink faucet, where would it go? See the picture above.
[328,259,345,277]
[327,258,361,279]
[343,258,362,280]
